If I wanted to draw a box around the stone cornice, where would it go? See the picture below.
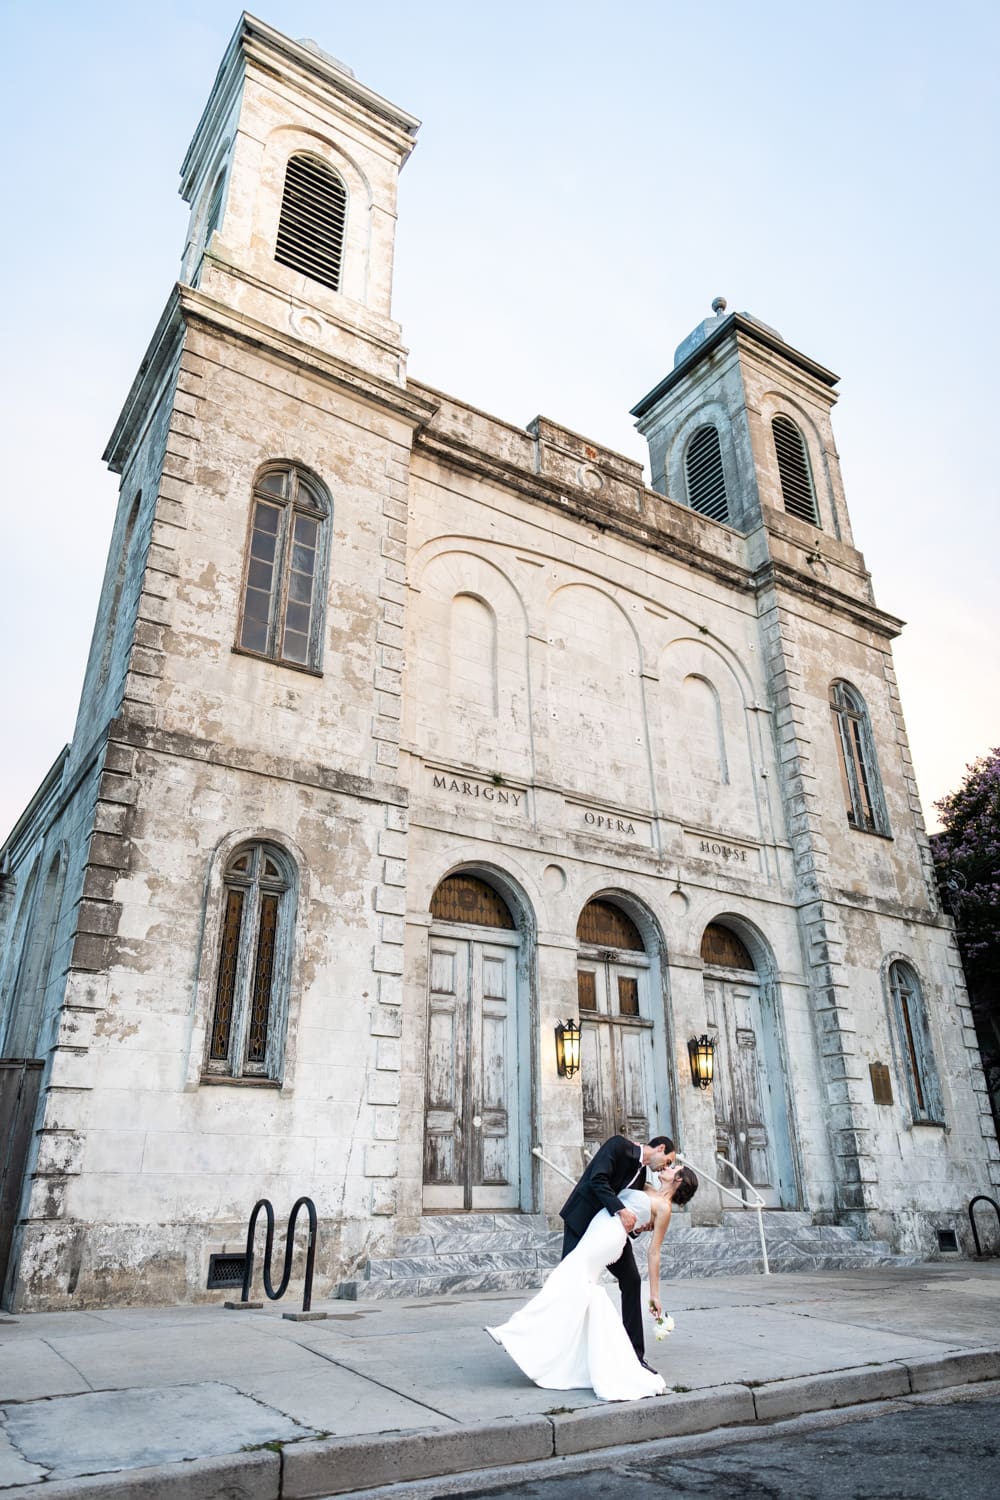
[109,716,407,809]
[105,284,439,475]
[180,13,420,197]
[754,559,905,640]
[412,427,757,597]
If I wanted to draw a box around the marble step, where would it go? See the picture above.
[366,1247,559,1281]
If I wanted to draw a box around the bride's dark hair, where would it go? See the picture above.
[670,1166,698,1207]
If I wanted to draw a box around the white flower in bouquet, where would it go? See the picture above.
[653,1312,675,1340]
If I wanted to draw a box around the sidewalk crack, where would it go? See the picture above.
[40,1340,95,1392]
[299,1342,457,1423]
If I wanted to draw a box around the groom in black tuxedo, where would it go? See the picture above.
[560,1133,675,1368]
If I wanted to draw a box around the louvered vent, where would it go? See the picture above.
[772,415,819,524]
[684,425,730,522]
[275,154,347,292]
[204,172,226,242]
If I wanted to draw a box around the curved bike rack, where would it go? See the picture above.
[968,1194,1000,1258]
[226,1195,324,1318]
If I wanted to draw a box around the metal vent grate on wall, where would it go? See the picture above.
[275,154,347,293]
[207,1252,248,1289]
[684,425,730,523]
[772,415,819,525]
[937,1229,959,1253]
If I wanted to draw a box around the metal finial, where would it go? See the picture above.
[711,296,728,316]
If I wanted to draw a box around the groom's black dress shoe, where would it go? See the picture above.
[638,1358,658,1374]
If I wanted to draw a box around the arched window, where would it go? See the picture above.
[97,492,141,688]
[206,843,295,1082]
[701,922,754,970]
[772,415,819,525]
[430,874,514,928]
[830,680,889,835]
[275,153,347,293]
[684,425,730,522]
[238,464,330,670]
[887,961,943,1124]
[204,170,226,244]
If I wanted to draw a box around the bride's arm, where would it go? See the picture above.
[645,1198,672,1317]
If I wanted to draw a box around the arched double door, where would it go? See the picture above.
[422,874,525,1211]
[701,921,797,1208]
[576,899,666,1157]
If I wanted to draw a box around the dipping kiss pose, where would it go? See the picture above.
[487,1162,698,1401]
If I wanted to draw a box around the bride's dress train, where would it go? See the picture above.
[486,1188,665,1402]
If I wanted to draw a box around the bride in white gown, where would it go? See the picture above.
[487,1164,698,1403]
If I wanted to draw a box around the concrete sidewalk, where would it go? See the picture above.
[1,1263,999,1498]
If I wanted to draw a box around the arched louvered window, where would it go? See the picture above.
[887,961,944,1124]
[206,843,295,1081]
[275,153,347,292]
[684,425,730,523]
[830,680,890,836]
[238,464,331,671]
[772,415,819,525]
[204,171,226,243]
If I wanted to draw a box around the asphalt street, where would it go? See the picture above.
[440,1390,1000,1500]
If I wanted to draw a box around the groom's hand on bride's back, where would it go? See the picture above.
[618,1207,638,1233]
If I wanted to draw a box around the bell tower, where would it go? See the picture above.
[176,13,419,382]
[632,299,855,546]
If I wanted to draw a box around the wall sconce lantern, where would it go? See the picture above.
[555,1019,582,1079]
[688,1033,716,1090]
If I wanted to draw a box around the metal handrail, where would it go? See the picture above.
[968,1194,1000,1257]
[531,1144,771,1276]
[675,1150,770,1275]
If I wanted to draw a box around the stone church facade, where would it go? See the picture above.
[2,14,997,1309]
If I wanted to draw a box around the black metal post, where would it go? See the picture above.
[968,1194,1000,1257]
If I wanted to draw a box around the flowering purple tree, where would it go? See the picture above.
[931,748,1000,1135]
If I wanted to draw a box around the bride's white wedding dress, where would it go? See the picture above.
[486,1188,665,1401]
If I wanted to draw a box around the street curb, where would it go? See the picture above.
[0,1449,280,1500]
[549,1383,755,1455]
[750,1362,910,1421]
[281,1416,553,1499]
[3,1349,999,1497]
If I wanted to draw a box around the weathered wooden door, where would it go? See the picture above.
[423,928,521,1211]
[0,1060,43,1307]
[578,955,654,1156]
[704,974,781,1207]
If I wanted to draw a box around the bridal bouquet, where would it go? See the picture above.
[651,1308,675,1340]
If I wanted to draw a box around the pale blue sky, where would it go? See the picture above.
[2,1,997,837]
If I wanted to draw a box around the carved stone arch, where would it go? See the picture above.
[546,580,644,663]
[698,910,800,1209]
[409,548,533,783]
[423,859,537,1213]
[660,638,763,840]
[546,583,651,809]
[574,887,675,1150]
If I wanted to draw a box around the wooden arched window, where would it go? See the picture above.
[887,961,943,1124]
[207,843,295,1081]
[577,901,645,952]
[238,464,330,671]
[830,680,889,835]
[772,415,819,525]
[430,874,514,929]
[701,922,755,971]
[275,153,347,292]
[684,425,730,522]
